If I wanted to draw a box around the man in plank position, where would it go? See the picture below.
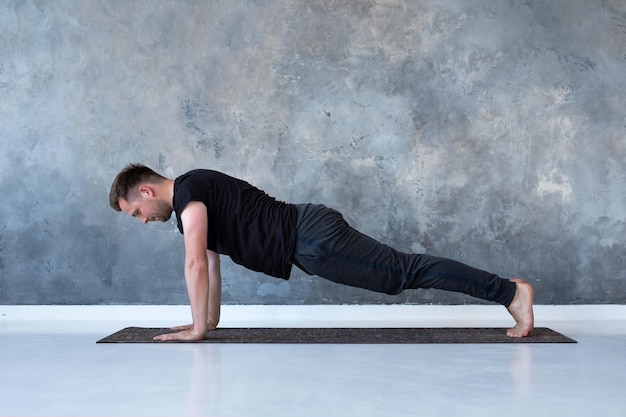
[109,164,534,341]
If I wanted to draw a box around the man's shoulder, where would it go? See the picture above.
[177,168,218,180]
[175,169,225,186]
[174,170,213,208]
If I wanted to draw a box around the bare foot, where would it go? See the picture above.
[506,278,534,337]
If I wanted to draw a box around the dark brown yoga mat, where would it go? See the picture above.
[97,327,576,344]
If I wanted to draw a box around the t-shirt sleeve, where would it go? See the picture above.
[173,174,211,234]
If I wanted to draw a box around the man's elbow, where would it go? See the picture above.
[185,257,209,276]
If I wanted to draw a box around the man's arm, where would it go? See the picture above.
[206,249,221,329]
[168,249,222,333]
[154,201,213,341]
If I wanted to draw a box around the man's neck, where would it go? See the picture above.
[163,178,175,205]
[151,178,175,207]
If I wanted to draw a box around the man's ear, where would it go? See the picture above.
[138,185,154,197]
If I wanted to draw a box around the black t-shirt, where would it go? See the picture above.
[173,169,297,279]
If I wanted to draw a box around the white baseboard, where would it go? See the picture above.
[2,304,625,323]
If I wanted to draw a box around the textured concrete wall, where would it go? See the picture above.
[1,0,625,305]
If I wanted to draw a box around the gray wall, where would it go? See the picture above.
[1,0,625,305]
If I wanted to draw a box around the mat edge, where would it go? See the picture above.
[96,327,577,344]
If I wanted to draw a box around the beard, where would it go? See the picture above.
[150,199,174,222]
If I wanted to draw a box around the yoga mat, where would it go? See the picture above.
[97,327,576,344]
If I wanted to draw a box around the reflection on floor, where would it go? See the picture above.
[1,305,625,417]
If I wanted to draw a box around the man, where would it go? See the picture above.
[109,164,534,341]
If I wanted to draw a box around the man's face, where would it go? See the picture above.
[119,194,173,224]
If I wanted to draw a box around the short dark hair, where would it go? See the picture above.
[109,163,166,211]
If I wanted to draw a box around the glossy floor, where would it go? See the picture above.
[1,307,626,417]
